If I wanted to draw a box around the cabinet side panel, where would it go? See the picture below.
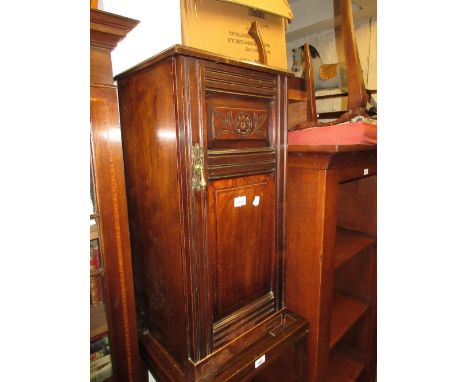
[117,58,188,367]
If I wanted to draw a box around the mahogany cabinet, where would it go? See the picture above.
[90,9,145,382]
[115,46,309,381]
[285,145,377,382]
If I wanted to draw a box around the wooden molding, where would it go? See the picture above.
[90,9,139,50]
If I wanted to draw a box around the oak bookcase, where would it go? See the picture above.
[285,144,377,382]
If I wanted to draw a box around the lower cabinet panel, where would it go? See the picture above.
[209,174,276,322]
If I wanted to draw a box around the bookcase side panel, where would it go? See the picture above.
[90,9,143,379]
[285,163,338,382]
[91,83,143,381]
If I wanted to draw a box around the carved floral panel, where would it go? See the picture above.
[210,107,269,141]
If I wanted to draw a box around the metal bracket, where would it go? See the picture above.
[191,143,207,191]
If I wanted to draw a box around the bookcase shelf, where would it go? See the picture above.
[329,348,365,382]
[330,293,369,349]
[334,227,375,269]
[91,303,108,339]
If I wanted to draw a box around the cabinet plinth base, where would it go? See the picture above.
[141,310,309,382]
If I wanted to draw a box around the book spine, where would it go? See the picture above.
[90,354,112,382]
[90,334,109,354]
[90,330,108,343]
[90,362,112,382]
[90,345,111,361]
[92,245,101,268]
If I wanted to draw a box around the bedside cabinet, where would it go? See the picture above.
[116,46,309,382]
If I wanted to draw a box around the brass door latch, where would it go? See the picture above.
[191,143,207,191]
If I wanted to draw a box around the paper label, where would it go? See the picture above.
[254,354,266,368]
[234,196,247,207]
[253,195,260,206]
[363,168,369,175]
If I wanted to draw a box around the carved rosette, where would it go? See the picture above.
[234,112,254,135]
[214,108,267,139]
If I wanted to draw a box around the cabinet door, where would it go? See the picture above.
[183,58,286,355]
[208,174,277,348]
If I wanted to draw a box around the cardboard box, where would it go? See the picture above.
[181,0,293,69]
[108,1,293,75]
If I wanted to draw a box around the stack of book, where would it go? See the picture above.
[90,332,112,381]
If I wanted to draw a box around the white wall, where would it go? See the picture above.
[286,16,377,112]
[288,0,334,35]
[286,17,376,89]
[287,0,377,41]
[100,1,182,76]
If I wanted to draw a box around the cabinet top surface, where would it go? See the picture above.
[288,144,377,154]
[114,44,293,81]
[287,144,377,175]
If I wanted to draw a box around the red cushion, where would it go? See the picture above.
[288,121,377,145]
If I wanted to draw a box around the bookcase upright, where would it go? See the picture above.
[90,9,144,382]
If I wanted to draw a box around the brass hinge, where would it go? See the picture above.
[191,143,207,191]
